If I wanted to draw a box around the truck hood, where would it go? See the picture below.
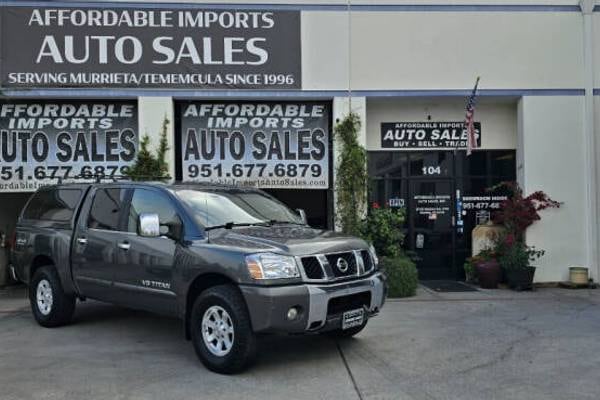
[206,224,368,256]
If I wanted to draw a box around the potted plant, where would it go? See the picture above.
[490,182,560,290]
[495,234,545,290]
[468,249,501,289]
[463,259,477,284]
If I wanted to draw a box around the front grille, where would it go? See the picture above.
[326,252,357,278]
[301,256,324,279]
[361,250,373,272]
[327,292,371,316]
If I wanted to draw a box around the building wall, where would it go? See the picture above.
[1,2,588,95]
[519,96,589,282]
[365,98,518,151]
[298,7,585,92]
[348,12,582,91]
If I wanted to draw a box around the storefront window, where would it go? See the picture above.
[455,151,487,177]
[368,152,408,178]
[409,152,452,177]
[367,150,516,280]
[490,151,517,178]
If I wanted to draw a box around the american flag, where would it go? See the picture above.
[464,77,480,156]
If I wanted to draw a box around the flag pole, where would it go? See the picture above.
[453,76,480,156]
[464,76,481,156]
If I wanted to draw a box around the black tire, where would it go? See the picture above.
[190,284,257,374]
[327,322,368,339]
[29,266,76,328]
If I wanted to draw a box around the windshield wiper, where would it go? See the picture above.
[204,221,271,231]
[267,220,305,226]
[205,220,304,231]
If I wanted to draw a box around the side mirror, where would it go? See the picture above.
[138,213,160,238]
[296,208,308,225]
[163,218,183,242]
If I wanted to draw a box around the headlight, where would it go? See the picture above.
[245,253,300,280]
[369,244,379,267]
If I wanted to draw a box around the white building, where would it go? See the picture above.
[0,0,598,283]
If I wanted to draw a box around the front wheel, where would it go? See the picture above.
[29,266,76,327]
[190,285,257,374]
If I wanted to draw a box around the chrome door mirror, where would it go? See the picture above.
[296,208,307,225]
[139,213,160,237]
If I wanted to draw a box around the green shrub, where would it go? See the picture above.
[381,256,418,298]
[463,260,477,283]
[360,206,406,259]
[125,116,170,181]
[334,113,368,236]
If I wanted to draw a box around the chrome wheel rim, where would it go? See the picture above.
[36,279,53,316]
[201,305,234,357]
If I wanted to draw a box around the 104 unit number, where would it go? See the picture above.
[422,166,442,175]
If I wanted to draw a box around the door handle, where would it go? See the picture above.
[77,237,87,245]
[118,242,131,251]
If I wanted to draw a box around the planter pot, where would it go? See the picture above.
[569,267,589,285]
[505,266,536,291]
[476,260,501,289]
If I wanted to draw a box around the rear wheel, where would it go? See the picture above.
[190,284,256,374]
[29,266,76,327]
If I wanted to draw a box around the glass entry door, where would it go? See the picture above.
[408,180,455,280]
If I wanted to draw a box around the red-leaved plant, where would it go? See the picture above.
[490,182,561,240]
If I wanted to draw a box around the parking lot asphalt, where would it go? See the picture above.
[1,286,599,400]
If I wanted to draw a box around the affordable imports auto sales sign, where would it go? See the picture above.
[0,6,301,89]
[180,102,329,189]
[0,101,138,192]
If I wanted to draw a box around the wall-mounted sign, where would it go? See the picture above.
[0,6,301,89]
[180,102,329,189]
[0,101,138,192]
[381,122,482,149]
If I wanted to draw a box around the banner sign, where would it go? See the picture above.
[0,6,301,89]
[181,102,329,189]
[381,122,482,149]
[0,101,138,192]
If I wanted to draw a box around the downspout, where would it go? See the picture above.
[580,0,599,281]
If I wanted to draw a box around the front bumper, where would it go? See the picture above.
[240,272,386,333]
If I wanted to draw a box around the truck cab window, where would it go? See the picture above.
[87,188,126,231]
[23,189,81,221]
[127,189,179,234]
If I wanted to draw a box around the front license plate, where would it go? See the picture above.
[342,308,365,330]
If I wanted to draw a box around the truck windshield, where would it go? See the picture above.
[175,189,304,229]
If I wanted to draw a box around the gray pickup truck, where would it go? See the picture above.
[11,182,386,373]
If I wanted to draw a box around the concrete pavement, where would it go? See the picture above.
[1,285,599,400]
